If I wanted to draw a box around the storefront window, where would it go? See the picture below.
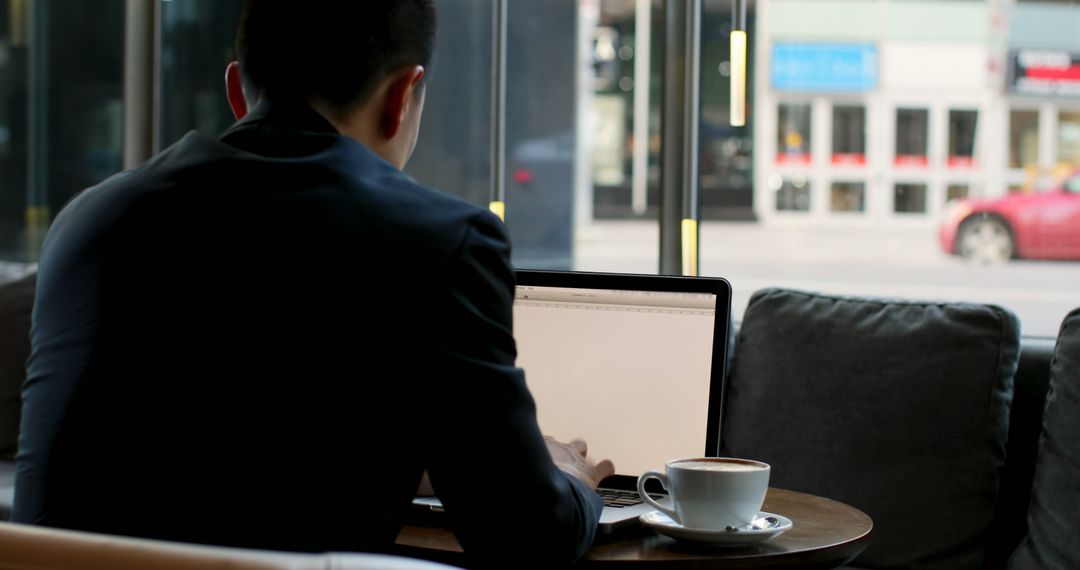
[774,177,810,211]
[947,110,978,168]
[894,183,927,213]
[1057,111,1080,168]
[1009,110,1039,170]
[946,183,969,203]
[895,108,928,167]
[777,103,811,164]
[832,105,865,165]
[830,182,864,212]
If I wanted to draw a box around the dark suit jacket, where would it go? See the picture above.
[14,102,602,565]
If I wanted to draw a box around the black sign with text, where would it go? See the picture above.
[1009,49,1080,98]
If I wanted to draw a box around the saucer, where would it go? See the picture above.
[639,511,793,546]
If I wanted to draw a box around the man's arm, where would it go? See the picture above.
[422,211,609,567]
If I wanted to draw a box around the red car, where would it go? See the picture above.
[939,174,1080,262]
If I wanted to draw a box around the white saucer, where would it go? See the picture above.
[639,511,793,546]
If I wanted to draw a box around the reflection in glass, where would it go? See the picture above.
[830,182,864,212]
[1009,110,1039,170]
[777,103,811,164]
[775,178,810,211]
[895,108,928,167]
[948,110,978,168]
[832,105,865,165]
[894,183,927,213]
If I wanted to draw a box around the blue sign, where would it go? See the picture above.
[771,43,877,92]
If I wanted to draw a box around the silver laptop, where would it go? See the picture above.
[415,270,732,535]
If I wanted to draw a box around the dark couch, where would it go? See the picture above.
[0,275,1068,568]
[0,269,36,521]
[721,289,1066,569]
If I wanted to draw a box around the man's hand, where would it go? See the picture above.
[545,436,615,489]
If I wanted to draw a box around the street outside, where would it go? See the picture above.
[5,223,1076,337]
[574,220,1080,338]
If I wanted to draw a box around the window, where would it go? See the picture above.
[158,0,245,148]
[0,1,124,262]
[832,105,866,165]
[1057,111,1080,168]
[896,108,928,167]
[894,183,927,214]
[26,0,1080,339]
[777,103,811,164]
[948,110,978,168]
[830,182,865,212]
[946,184,969,203]
[1009,110,1039,170]
[774,177,810,211]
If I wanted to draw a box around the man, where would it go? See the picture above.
[15,1,613,566]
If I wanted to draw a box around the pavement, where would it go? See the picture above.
[5,222,1076,336]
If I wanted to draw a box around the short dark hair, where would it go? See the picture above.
[236,0,437,112]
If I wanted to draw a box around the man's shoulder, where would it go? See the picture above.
[63,132,224,209]
[327,144,507,256]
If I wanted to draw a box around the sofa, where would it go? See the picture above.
[0,269,34,522]
[0,272,1075,569]
[720,288,1075,569]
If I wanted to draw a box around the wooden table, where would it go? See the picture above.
[396,487,873,569]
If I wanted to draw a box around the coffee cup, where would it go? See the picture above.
[636,457,770,530]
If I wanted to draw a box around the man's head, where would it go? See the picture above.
[225,1,437,169]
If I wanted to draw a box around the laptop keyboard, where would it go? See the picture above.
[597,489,663,508]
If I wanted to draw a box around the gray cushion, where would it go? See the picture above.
[1008,308,1080,569]
[721,288,1019,569]
[0,272,36,460]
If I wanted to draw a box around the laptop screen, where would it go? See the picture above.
[513,272,728,478]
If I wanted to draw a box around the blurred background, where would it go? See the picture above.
[1,0,1079,335]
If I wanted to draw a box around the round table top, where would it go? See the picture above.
[396,487,873,569]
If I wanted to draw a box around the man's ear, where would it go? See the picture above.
[225,61,248,120]
[382,66,426,140]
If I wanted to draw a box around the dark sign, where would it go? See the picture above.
[1009,49,1080,98]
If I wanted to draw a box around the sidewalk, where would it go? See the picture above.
[574,220,945,273]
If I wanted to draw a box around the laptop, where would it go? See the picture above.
[415,270,732,535]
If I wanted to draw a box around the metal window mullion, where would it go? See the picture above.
[659,0,701,276]
[123,0,156,170]
[489,0,508,220]
[684,0,700,223]
[26,0,49,261]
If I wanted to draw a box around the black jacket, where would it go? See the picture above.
[14,102,602,565]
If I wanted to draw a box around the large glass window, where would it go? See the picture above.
[0,1,123,262]
[774,176,810,211]
[947,110,978,168]
[896,108,928,167]
[777,103,811,164]
[158,0,245,148]
[832,105,865,165]
[894,183,927,214]
[1057,111,1080,168]
[1009,110,1039,170]
[31,0,1080,338]
[946,183,969,203]
[830,182,864,212]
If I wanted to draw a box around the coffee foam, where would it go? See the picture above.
[676,460,765,472]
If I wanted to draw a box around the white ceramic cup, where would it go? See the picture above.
[636,457,771,530]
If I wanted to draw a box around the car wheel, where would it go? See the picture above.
[957,215,1014,264]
